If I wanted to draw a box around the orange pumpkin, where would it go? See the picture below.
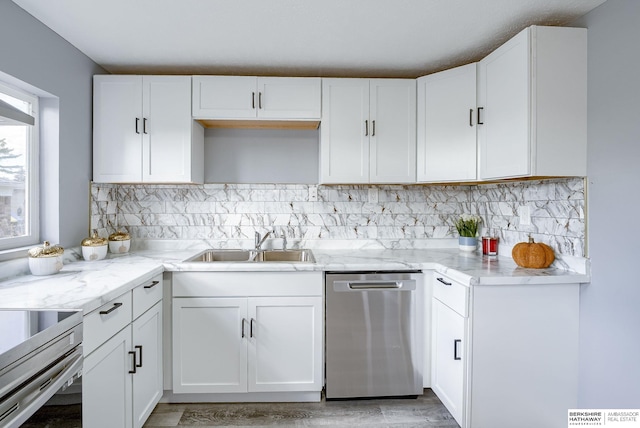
[512,236,555,268]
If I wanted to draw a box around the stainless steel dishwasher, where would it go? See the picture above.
[325,271,423,399]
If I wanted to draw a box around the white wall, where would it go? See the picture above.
[0,1,105,248]
[573,0,640,407]
[204,128,319,183]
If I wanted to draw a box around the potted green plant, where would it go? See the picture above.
[455,214,481,252]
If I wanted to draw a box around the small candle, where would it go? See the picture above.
[482,232,499,256]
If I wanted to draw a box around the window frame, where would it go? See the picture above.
[0,81,39,251]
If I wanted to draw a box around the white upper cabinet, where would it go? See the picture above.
[417,63,477,182]
[258,78,322,119]
[93,75,204,183]
[477,26,587,180]
[320,79,370,183]
[93,76,143,183]
[192,76,321,120]
[320,78,416,184]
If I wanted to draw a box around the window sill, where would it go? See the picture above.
[0,246,30,262]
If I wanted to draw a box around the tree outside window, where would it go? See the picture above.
[0,82,38,250]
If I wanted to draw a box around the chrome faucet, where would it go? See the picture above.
[281,232,288,251]
[254,230,273,251]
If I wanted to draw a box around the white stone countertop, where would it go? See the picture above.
[0,247,590,313]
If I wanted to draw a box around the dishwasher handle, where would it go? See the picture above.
[332,279,416,291]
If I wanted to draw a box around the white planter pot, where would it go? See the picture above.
[458,236,478,252]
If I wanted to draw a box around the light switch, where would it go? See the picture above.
[518,205,531,226]
[308,186,318,202]
[368,188,378,203]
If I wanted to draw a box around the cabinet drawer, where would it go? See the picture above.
[433,273,468,317]
[132,274,163,320]
[84,292,132,355]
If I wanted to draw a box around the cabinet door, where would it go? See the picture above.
[132,301,163,428]
[417,64,477,182]
[142,76,201,183]
[369,79,416,183]
[478,29,530,180]
[192,76,257,118]
[320,79,370,183]
[257,77,321,119]
[431,298,465,426]
[248,296,323,392]
[93,75,143,183]
[83,326,133,428]
[172,297,248,393]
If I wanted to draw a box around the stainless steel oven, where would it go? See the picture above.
[0,309,82,427]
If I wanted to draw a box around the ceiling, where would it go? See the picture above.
[12,0,606,78]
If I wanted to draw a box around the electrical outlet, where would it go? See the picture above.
[368,188,379,203]
[308,186,318,202]
[518,205,531,226]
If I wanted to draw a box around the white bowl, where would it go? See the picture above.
[82,244,108,261]
[28,255,64,276]
[109,239,130,254]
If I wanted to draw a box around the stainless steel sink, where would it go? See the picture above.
[253,249,316,263]
[188,250,257,262]
[186,249,315,263]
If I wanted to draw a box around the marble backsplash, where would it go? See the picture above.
[90,178,586,257]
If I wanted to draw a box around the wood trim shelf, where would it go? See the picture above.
[196,119,320,130]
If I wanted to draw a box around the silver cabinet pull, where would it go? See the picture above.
[477,107,484,125]
[365,120,369,136]
[372,120,376,136]
[252,92,255,109]
[259,92,263,109]
[250,318,256,338]
[143,118,148,134]
[99,302,122,315]
[241,318,247,338]
[135,118,140,134]
[469,109,474,126]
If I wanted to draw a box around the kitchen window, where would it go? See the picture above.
[0,81,38,251]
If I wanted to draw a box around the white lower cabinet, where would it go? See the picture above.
[431,272,580,428]
[431,275,468,426]
[432,299,465,423]
[249,297,321,392]
[132,301,163,427]
[83,275,163,428]
[172,272,323,397]
[172,297,247,393]
[83,326,133,428]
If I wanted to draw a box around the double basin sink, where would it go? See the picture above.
[187,249,315,263]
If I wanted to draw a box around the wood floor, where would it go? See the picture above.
[143,390,459,427]
[20,389,458,427]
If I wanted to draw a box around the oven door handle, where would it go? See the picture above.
[1,350,82,428]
